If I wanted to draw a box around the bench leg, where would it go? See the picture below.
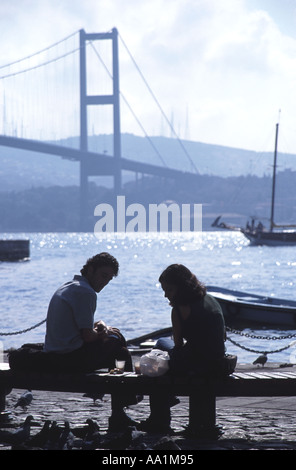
[187,390,222,439]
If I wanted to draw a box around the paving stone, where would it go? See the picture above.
[1,390,296,450]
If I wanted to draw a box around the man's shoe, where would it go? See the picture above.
[108,413,139,433]
[169,396,180,407]
[124,394,144,407]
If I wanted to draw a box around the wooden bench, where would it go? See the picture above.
[1,363,296,436]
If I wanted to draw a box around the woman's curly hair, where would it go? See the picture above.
[159,264,206,306]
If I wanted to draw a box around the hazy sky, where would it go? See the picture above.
[1,0,296,154]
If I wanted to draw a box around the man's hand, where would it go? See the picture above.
[81,321,108,343]
[81,328,103,343]
[107,326,121,336]
[94,320,108,335]
[89,321,124,344]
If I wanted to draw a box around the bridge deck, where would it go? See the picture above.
[0,134,200,181]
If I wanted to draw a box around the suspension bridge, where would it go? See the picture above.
[0,28,200,229]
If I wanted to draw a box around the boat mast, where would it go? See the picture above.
[270,122,279,231]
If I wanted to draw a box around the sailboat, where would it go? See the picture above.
[212,122,296,246]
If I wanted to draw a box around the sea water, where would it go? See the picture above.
[1,231,296,364]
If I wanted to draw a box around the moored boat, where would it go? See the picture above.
[0,239,30,261]
[242,226,296,246]
[127,288,296,350]
[207,285,296,328]
[127,327,172,351]
[212,121,296,246]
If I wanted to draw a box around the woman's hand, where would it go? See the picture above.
[171,307,184,348]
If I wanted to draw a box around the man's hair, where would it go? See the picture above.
[80,252,119,277]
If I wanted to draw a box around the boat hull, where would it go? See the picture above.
[207,286,296,328]
[243,230,296,246]
[126,288,296,351]
[127,327,172,351]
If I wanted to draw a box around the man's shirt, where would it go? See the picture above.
[44,275,97,353]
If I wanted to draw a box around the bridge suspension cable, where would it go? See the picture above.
[118,32,199,174]
[0,47,80,80]
[0,30,79,71]
[0,29,199,176]
[89,40,168,168]
[0,31,80,141]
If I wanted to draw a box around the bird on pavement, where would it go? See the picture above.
[57,421,75,450]
[101,426,141,450]
[14,390,33,410]
[253,353,268,367]
[81,419,101,450]
[0,415,34,446]
[26,420,52,448]
[83,392,104,405]
[43,421,63,450]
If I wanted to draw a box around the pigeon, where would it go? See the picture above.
[71,424,90,439]
[57,421,75,450]
[27,420,52,448]
[81,419,101,450]
[83,392,105,405]
[253,353,268,367]
[153,436,181,450]
[85,418,100,433]
[101,426,141,450]
[43,421,63,450]
[14,390,33,410]
[0,415,34,446]
[126,427,146,449]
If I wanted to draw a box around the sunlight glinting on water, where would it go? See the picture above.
[1,231,296,364]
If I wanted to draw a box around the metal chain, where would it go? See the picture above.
[226,335,296,355]
[1,320,296,357]
[226,326,296,354]
[226,326,296,341]
[0,319,46,336]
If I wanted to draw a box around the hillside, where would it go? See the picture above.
[0,133,295,232]
[0,170,295,232]
[1,133,296,192]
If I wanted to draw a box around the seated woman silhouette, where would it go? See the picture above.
[138,263,226,434]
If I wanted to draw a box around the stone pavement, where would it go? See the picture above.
[1,363,296,451]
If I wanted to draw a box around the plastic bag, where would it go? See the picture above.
[139,349,170,377]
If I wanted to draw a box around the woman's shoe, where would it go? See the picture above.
[137,418,174,435]
[108,412,139,433]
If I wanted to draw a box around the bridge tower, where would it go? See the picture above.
[79,28,122,229]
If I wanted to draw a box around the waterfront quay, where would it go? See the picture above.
[1,362,296,451]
